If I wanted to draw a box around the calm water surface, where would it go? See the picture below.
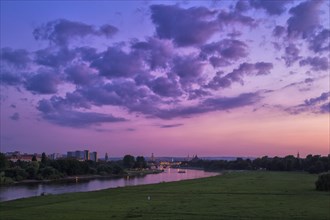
[0,168,219,202]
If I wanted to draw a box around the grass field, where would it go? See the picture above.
[1,171,329,219]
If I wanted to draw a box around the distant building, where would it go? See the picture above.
[6,152,41,162]
[105,153,109,162]
[151,153,155,162]
[89,152,98,162]
[67,150,94,161]
[84,150,89,160]
[49,153,62,160]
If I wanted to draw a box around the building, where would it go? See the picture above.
[89,152,98,162]
[5,151,41,162]
[67,150,93,161]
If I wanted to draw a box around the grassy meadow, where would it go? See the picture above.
[1,171,329,219]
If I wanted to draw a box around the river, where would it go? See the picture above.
[0,168,219,202]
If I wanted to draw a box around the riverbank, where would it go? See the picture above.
[1,171,329,219]
[1,169,164,186]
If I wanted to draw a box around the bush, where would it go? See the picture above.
[315,172,330,191]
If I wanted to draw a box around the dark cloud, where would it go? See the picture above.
[34,47,76,67]
[283,44,300,66]
[10,104,16,108]
[286,92,330,114]
[209,57,231,67]
[217,11,256,28]
[273,25,286,38]
[1,47,30,67]
[299,56,329,71]
[235,0,250,12]
[207,62,273,90]
[33,19,118,46]
[25,70,60,94]
[91,47,143,78]
[304,78,314,83]
[308,28,330,53]
[187,89,211,100]
[287,0,323,38]
[148,76,182,97]
[320,102,330,113]
[0,72,22,86]
[304,92,330,106]
[160,123,183,128]
[10,112,20,121]
[65,64,97,85]
[250,0,293,15]
[201,39,248,63]
[155,92,261,119]
[132,37,173,70]
[75,46,99,62]
[173,55,205,86]
[37,98,127,127]
[150,4,218,46]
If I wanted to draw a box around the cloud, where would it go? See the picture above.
[207,62,273,90]
[299,56,329,71]
[217,11,256,28]
[148,76,182,97]
[286,92,330,114]
[320,102,330,113]
[308,28,330,53]
[10,112,20,121]
[65,63,97,85]
[160,123,183,128]
[131,37,174,70]
[33,19,118,46]
[287,0,323,38]
[0,72,22,86]
[1,47,30,67]
[37,98,127,127]
[235,0,250,12]
[154,92,261,119]
[91,47,143,78]
[283,44,301,66]
[273,25,286,38]
[249,0,293,15]
[150,4,218,46]
[172,55,205,86]
[34,47,76,67]
[200,39,248,62]
[304,92,330,106]
[25,70,60,94]
[10,104,16,108]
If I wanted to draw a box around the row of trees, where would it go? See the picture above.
[182,154,330,174]
[0,153,147,184]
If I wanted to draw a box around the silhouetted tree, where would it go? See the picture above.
[315,172,330,191]
[135,156,147,169]
[123,155,135,169]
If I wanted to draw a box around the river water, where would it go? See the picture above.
[0,168,219,202]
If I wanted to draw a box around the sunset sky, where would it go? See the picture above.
[1,0,329,157]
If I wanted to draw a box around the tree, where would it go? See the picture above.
[123,155,135,169]
[32,155,37,162]
[41,152,47,164]
[0,153,9,170]
[315,172,330,191]
[135,156,147,169]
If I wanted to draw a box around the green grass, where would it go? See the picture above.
[1,171,329,219]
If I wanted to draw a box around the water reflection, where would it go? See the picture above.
[0,168,219,202]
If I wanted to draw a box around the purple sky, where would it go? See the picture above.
[1,0,329,158]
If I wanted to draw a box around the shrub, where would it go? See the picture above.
[315,172,330,191]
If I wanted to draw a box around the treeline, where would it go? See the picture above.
[0,153,147,184]
[182,155,330,174]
